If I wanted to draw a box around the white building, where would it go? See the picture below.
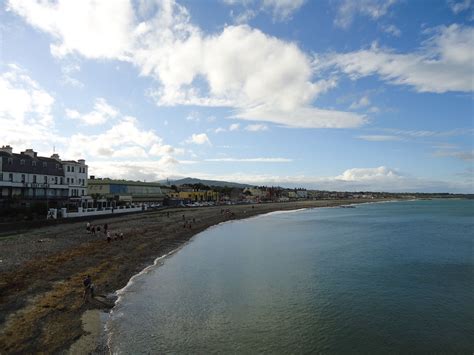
[0,146,89,204]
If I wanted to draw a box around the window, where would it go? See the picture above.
[20,159,25,165]
[81,189,85,196]
[60,177,64,185]
[21,174,25,183]
[55,177,58,184]
[67,166,70,172]
[56,164,59,169]
[71,166,75,172]
[71,178,74,184]
[44,176,47,183]
[8,158,12,165]
[43,162,47,168]
[33,175,37,183]
[0,173,2,181]
[9,173,13,181]
[32,161,37,167]
[82,179,85,186]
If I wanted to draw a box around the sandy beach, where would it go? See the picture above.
[0,199,384,353]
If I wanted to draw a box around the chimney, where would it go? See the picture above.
[0,145,13,154]
[22,149,37,158]
[51,153,61,161]
[78,159,85,165]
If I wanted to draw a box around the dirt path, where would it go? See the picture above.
[0,199,382,353]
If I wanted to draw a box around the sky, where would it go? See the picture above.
[0,0,473,192]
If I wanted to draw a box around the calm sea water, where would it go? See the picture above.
[108,200,474,354]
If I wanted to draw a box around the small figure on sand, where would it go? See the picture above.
[83,275,95,302]
[103,223,108,234]
[120,232,124,240]
[182,214,185,221]
[91,225,96,235]
[106,231,112,243]
[167,212,170,218]
[86,222,90,233]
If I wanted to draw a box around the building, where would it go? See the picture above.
[0,145,89,206]
[88,178,165,203]
[59,156,88,198]
[176,190,219,202]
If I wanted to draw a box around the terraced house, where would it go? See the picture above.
[0,145,88,206]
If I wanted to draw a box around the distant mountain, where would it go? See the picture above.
[160,177,253,188]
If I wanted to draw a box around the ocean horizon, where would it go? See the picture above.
[107,199,474,353]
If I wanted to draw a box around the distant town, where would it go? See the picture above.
[0,146,471,221]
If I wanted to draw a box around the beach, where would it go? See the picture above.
[0,199,384,353]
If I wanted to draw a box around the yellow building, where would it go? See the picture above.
[168,190,219,202]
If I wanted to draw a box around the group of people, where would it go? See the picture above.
[86,222,124,243]
[85,221,103,235]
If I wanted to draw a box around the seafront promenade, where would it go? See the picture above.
[0,199,383,353]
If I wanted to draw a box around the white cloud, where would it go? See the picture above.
[357,135,401,141]
[225,0,306,22]
[449,0,472,14]
[229,123,240,131]
[0,64,60,151]
[186,133,211,145]
[10,0,364,129]
[382,24,401,37]
[6,0,135,59]
[88,159,179,182]
[262,0,306,21]
[433,149,474,161]
[245,123,268,131]
[214,127,227,133]
[336,166,400,181]
[324,24,474,93]
[234,105,366,128]
[65,116,163,159]
[349,96,370,109]
[186,111,200,122]
[60,62,84,88]
[334,0,397,29]
[149,144,185,156]
[205,157,291,162]
[66,98,118,125]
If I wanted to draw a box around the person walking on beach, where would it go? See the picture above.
[106,231,112,243]
[91,225,96,235]
[86,222,90,233]
[83,275,95,302]
[103,223,108,235]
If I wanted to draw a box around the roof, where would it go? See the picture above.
[87,178,163,187]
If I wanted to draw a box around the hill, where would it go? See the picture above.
[160,177,253,188]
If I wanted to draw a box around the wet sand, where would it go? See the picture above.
[0,199,385,353]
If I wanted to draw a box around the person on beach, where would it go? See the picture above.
[103,223,108,235]
[182,214,185,221]
[106,231,111,243]
[83,275,94,301]
[91,225,96,235]
[86,222,90,233]
[120,232,124,240]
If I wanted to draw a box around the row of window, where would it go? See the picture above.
[6,158,86,173]
[70,189,85,196]
[0,173,78,185]
[66,165,86,173]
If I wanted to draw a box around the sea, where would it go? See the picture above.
[107,199,474,354]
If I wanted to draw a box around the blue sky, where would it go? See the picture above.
[0,0,473,192]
